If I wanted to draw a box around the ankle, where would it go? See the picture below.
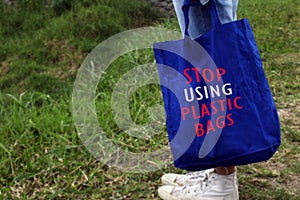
[214,167,236,175]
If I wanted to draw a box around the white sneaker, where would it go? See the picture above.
[158,171,239,200]
[161,169,214,186]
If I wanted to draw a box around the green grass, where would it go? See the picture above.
[0,0,299,199]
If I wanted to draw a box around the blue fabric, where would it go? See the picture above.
[153,0,281,171]
[172,0,239,39]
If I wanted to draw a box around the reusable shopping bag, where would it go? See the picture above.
[153,0,281,171]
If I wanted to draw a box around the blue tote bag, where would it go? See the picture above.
[153,0,281,171]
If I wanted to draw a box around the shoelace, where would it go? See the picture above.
[184,169,213,180]
[178,173,215,195]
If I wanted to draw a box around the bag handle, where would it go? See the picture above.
[182,0,221,37]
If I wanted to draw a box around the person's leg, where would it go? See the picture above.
[172,0,239,176]
[170,0,239,176]
[158,1,239,199]
[215,0,238,23]
[215,166,236,175]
